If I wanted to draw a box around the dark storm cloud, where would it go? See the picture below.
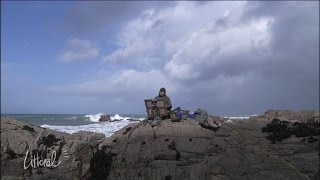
[181,1,319,114]
[62,1,175,36]
[243,1,319,87]
[181,1,318,81]
[243,1,318,60]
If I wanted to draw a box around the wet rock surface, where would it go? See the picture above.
[99,115,111,122]
[1,110,319,180]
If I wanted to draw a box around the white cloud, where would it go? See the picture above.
[101,1,273,81]
[48,69,177,101]
[77,1,275,104]
[48,1,318,114]
[102,8,164,66]
[58,38,99,62]
[164,16,274,80]
[102,38,155,64]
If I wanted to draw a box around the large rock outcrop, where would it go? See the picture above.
[1,110,319,180]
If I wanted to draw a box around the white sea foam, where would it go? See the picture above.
[84,113,104,122]
[224,114,258,120]
[42,113,145,137]
[226,119,235,124]
[41,120,136,137]
[225,116,250,120]
[41,114,255,137]
[84,113,145,122]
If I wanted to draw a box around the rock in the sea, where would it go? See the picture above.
[99,114,111,122]
[1,109,319,180]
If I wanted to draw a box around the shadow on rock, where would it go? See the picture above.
[39,134,61,147]
[89,149,116,179]
[200,124,220,132]
[262,118,320,143]
[22,125,35,133]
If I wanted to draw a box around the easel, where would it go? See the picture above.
[144,99,168,120]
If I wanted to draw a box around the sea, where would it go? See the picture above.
[1,113,256,137]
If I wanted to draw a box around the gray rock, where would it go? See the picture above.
[1,109,319,180]
[99,114,111,122]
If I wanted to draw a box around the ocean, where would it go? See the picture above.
[1,113,255,137]
[1,113,146,137]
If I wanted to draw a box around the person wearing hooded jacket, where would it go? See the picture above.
[154,87,172,111]
[150,87,172,126]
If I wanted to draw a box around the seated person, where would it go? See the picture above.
[154,87,172,111]
[149,87,172,125]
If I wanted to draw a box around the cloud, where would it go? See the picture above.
[48,69,177,99]
[102,1,275,81]
[102,2,239,66]
[101,8,168,67]
[165,16,274,80]
[47,68,180,113]
[58,38,99,62]
[102,38,155,64]
[62,1,175,37]
[50,1,318,114]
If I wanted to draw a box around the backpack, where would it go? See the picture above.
[195,109,209,126]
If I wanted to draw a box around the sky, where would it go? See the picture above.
[1,1,319,115]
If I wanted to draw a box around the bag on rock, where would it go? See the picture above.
[195,109,209,126]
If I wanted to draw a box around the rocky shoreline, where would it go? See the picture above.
[1,110,319,180]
